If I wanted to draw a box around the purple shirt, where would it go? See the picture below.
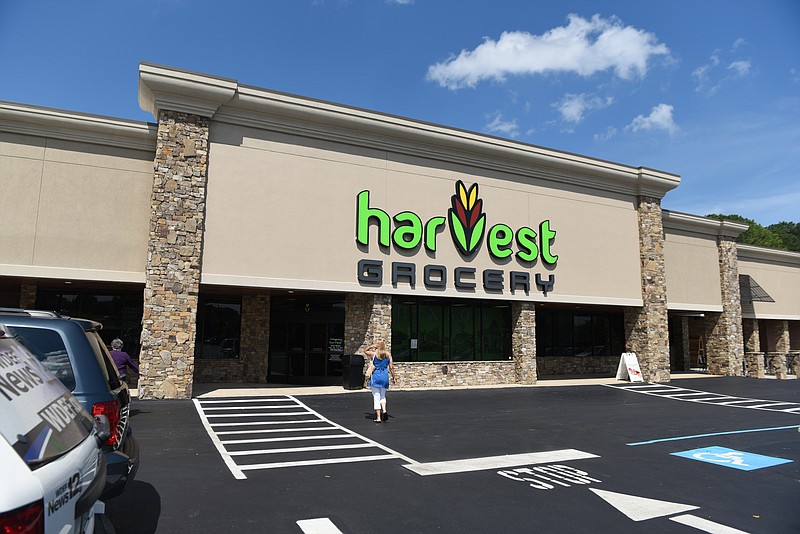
[110,349,139,376]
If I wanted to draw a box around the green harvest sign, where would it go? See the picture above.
[355,181,557,295]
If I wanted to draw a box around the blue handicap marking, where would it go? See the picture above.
[671,446,793,471]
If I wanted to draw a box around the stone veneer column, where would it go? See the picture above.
[743,318,763,377]
[679,317,690,372]
[511,302,537,384]
[138,110,209,399]
[344,294,391,355]
[705,236,745,376]
[240,294,270,382]
[766,320,790,379]
[743,318,760,352]
[625,196,670,382]
[19,283,36,308]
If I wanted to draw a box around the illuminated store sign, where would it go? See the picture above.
[356,181,558,296]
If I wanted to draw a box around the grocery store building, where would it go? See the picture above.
[1,63,798,399]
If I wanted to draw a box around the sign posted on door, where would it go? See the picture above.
[616,352,643,382]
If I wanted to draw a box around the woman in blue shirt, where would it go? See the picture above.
[365,340,396,423]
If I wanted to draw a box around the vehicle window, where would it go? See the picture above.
[11,326,76,391]
[85,331,122,390]
[0,337,93,468]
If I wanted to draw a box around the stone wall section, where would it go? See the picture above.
[511,302,537,384]
[743,318,760,352]
[138,110,209,399]
[240,294,270,382]
[394,361,515,388]
[344,293,391,356]
[705,236,744,376]
[680,316,691,371]
[625,196,670,382]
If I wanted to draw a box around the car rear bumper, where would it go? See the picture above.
[101,428,140,500]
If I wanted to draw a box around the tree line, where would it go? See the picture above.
[706,215,800,252]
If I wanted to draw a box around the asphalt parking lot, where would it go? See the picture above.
[106,377,800,533]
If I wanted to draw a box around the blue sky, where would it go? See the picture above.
[1,0,798,225]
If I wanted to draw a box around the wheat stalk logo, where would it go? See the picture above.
[448,180,486,256]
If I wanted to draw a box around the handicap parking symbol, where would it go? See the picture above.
[671,446,793,471]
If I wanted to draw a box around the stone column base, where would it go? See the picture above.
[767,352,787,379]
[789,351,800,376]
[744,352,765,378]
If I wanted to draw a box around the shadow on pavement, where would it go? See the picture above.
[106,481,161,534]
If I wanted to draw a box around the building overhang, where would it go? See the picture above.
[137,63,681,200]
[662,210,749,238]
[0,101,156,151]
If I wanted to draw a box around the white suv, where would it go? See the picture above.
[0,324,108,533]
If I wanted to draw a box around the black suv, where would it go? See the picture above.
[0,308,140,499]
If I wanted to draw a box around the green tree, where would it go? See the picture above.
[705,213,787,250]
[767,221,800,252]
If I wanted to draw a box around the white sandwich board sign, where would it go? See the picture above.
[616,352,644,382]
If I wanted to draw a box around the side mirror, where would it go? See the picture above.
[94,414,111,447]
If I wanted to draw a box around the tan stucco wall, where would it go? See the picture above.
[738,247,800,320]
[202,122,643,305]
[664,228,723,311]
[0,131,153,281]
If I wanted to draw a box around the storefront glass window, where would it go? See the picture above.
[195,296,242,359]
[36,288,143,357]
[391,297,511,362]
[536,309,624,358]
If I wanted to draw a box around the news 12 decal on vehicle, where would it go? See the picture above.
[356,180,558,296]
[0,340,94,464]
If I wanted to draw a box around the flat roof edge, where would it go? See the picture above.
[0,101,157,151]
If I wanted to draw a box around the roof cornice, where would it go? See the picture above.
[138,63,237,118]
[663,210,749,238]
[737,244,800,266]
[0,101,156,151]
[137,63,681,199]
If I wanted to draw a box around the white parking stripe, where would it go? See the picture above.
[211,419,319,427]
[221,434,353,445]
[192,399,246,480]
[229,443,375,456]
[215,426,336,435]
[605,384,800,415]
[670,513,749,533]
[202,404,300,410]
[297,518,343,534]
[205,411,309,417]
[199,397,291,403]
[240,454,397,471]
[403,449,599,476]
[195,394,415,476]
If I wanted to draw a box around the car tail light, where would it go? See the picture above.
[0,500,44,534]
[92,400,120,447]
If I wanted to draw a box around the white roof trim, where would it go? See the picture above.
[662,210,749,238]
[138,63,681,199]
[0,101,156,151]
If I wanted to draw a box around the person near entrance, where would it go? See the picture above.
[110,338,139,383]
[365,340,395,423]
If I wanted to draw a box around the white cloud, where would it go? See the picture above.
[594,126,618,142]
[792,68,800,84]
[627,103,678,135]
[484,112,520,137]
[554,93,613,123]
[728,60,751,77]
[426,14,670,89]
[693,42,752,94]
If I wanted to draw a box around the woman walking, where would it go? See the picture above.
[365,340,395,423]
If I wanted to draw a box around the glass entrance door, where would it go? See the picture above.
[269,296,345,385]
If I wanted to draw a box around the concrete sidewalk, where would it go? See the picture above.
[131,371,715,398]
